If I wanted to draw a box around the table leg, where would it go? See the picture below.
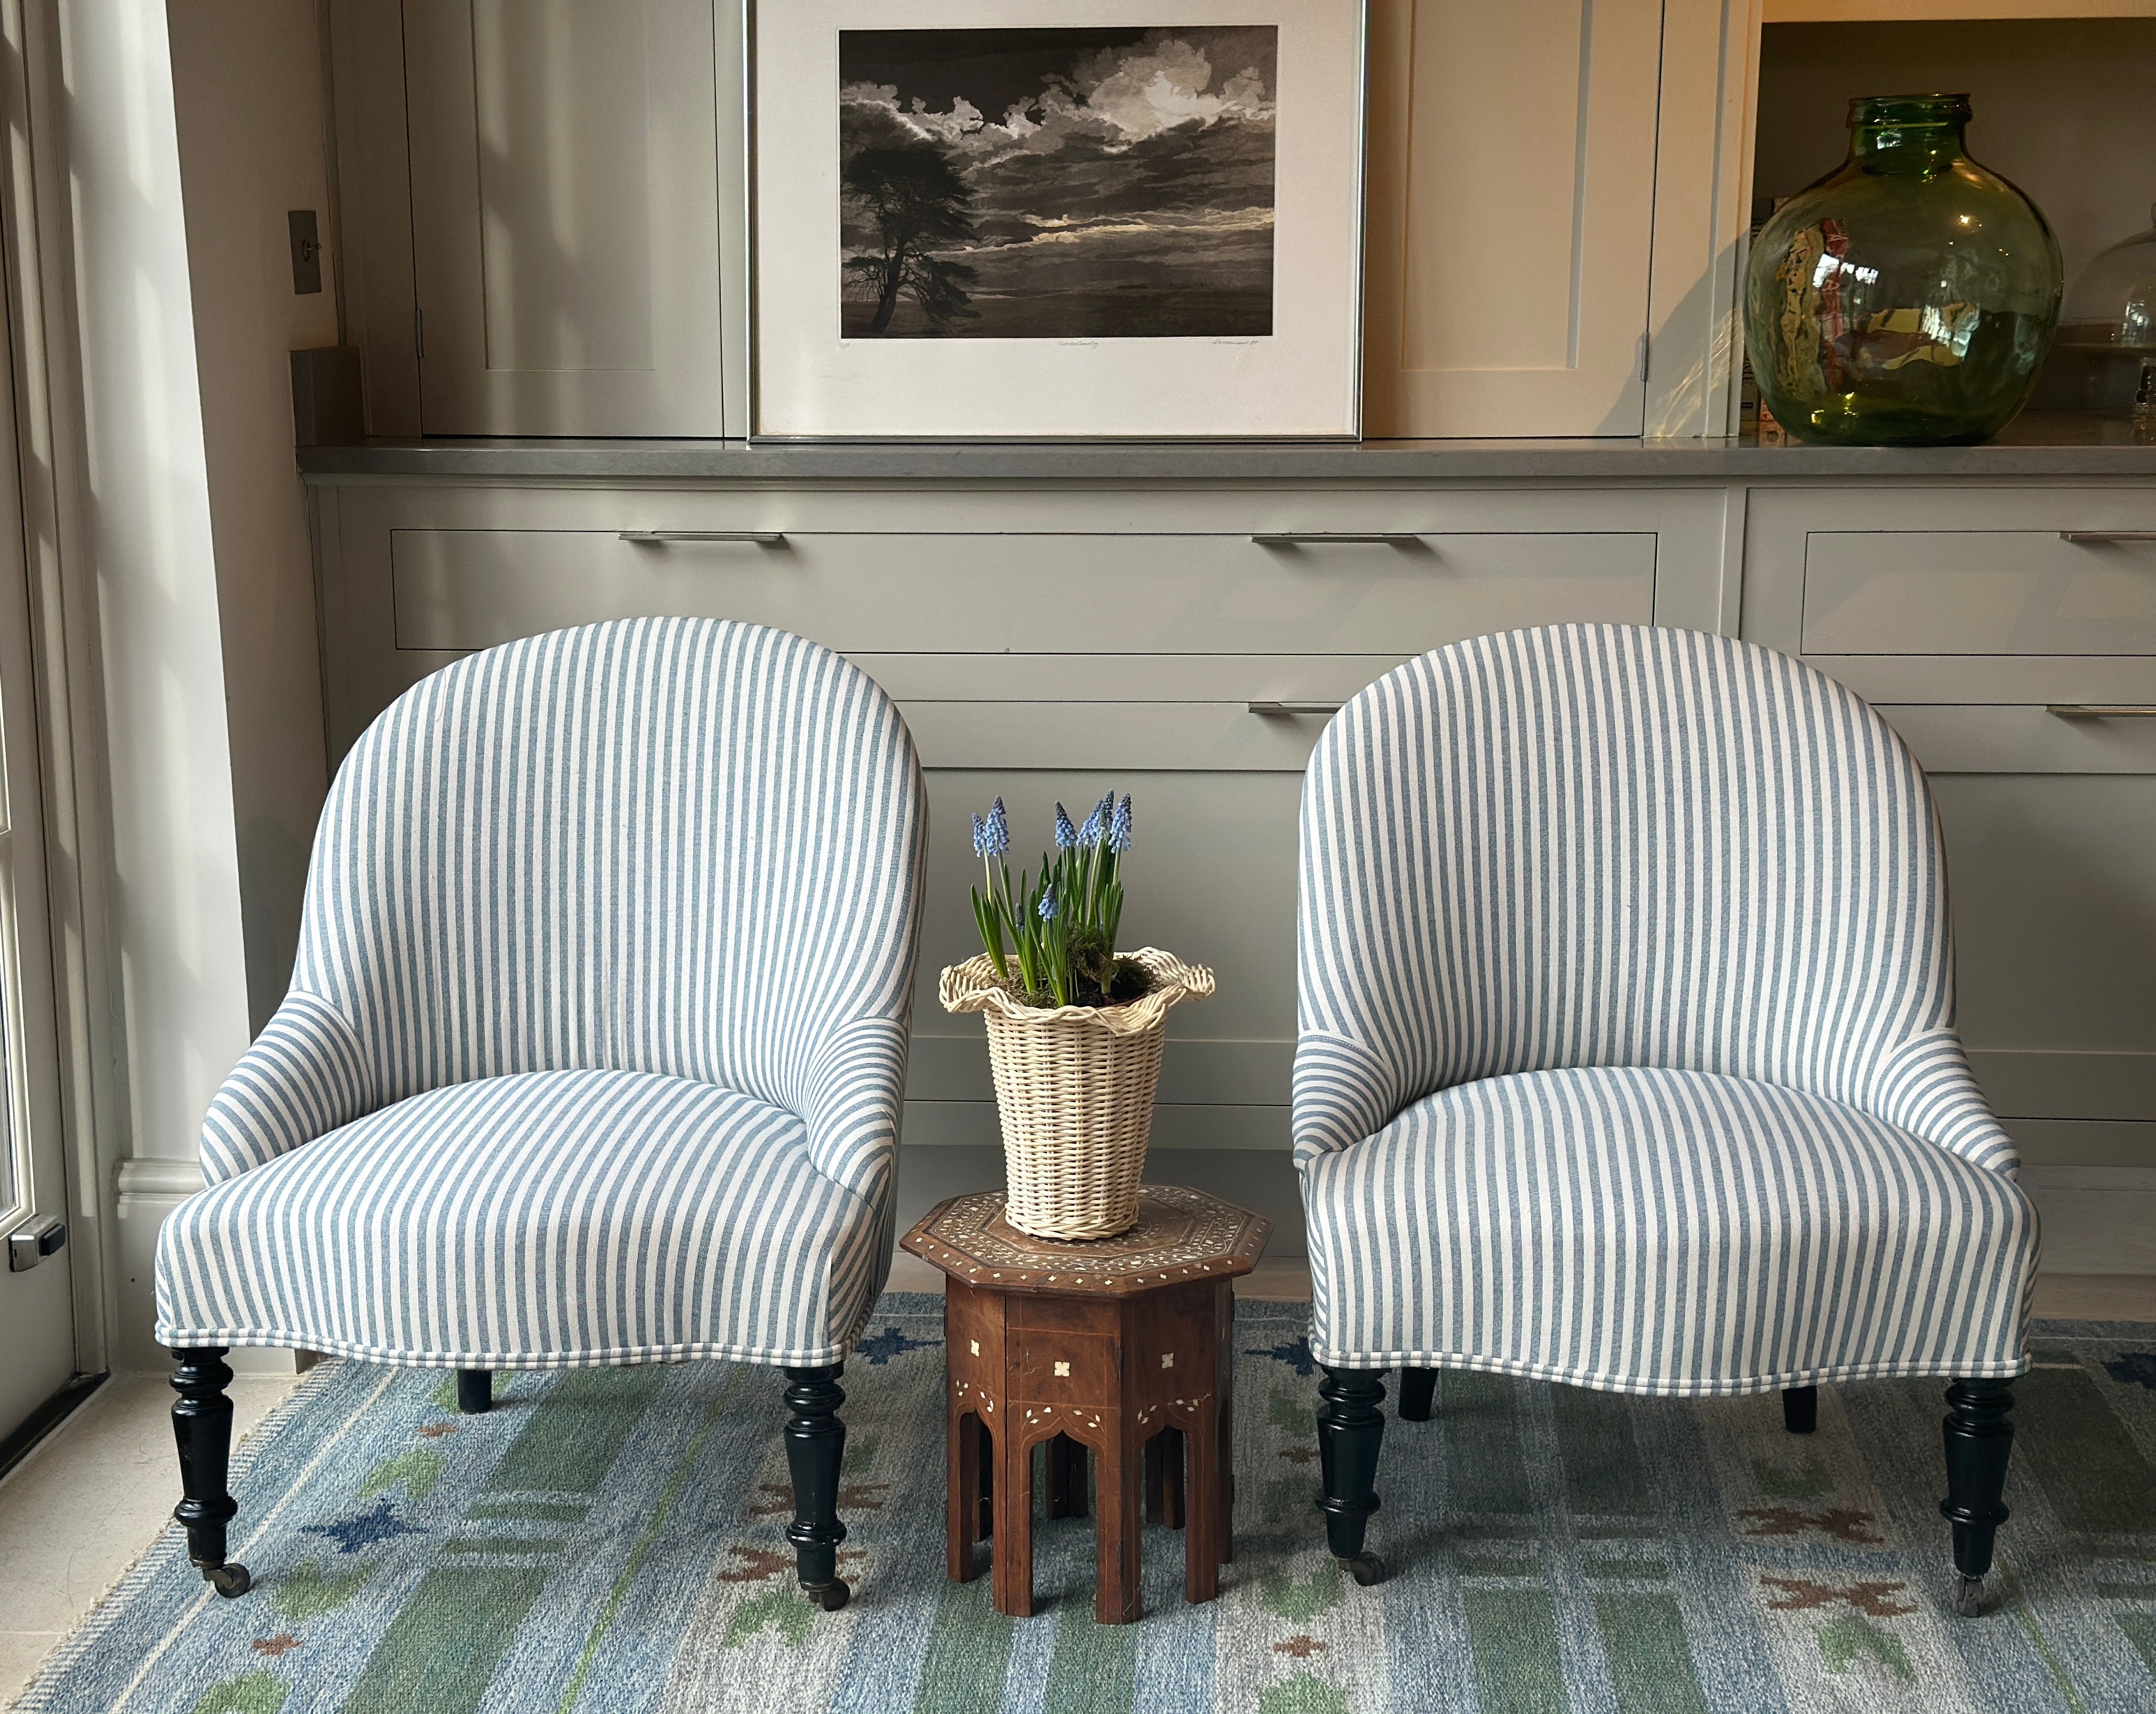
[1095,1418,1143,1624]
[1184,1402,1222,1604]
[1216,1281,1236,1564]
[1145,1428,1185,1529]
[949,1405,985,1583]
[994,1422,1036,1618]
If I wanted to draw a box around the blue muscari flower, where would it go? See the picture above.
[1110,794,1134,853]
[973,806,1007,858]
[1077,802,1105,848]
[1053,804,1079,850]
[1038,887,1059,921]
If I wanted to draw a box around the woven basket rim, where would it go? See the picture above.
[938,947,1214,1036]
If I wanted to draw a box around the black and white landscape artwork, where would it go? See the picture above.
[838,26,1278,339]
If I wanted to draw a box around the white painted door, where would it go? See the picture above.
[0,254,74,1444]
[403,0,727,435]
[1363,0,1666,437]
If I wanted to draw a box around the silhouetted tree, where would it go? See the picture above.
[842,140,981,335]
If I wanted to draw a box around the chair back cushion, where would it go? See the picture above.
[1295,623,1993,1164]
[295,618,924,1115]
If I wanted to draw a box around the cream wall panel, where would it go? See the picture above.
[1364,0,1664,436]
[403,0,726,434]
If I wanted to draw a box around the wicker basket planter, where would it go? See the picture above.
[939,948,1215,1240]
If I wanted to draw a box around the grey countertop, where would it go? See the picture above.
[295,411,2156,484]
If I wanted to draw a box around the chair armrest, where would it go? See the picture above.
[801,1016,910,1202]
[1861,1028,2019,1175]
[1292,1029,1404,1166]
[200,993,375,1185]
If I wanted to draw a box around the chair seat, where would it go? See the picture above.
[156,1068,882,1369]
[1301,1065,2036,1395]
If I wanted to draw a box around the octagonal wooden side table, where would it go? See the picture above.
[901,1185,1271,1624]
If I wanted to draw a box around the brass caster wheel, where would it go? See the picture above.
[1953,1574,1986,1618]
[805,1578,850,1612]
[204,1563,252,1598]
[1342,1553,1387,1587]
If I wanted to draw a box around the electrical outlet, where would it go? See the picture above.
[288,209,322,295]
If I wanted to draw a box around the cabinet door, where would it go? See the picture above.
[1363,0,1664,438]
[403,0,725,435]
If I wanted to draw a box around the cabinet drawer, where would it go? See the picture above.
[1803,530,2156,656]
[1880,703,2156,775]
[390,529,1654,657]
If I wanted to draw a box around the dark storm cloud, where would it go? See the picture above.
[836,25,1277,338]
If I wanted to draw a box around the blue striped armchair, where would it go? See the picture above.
[155,618,925,1611]
[1295,623,2036,1614]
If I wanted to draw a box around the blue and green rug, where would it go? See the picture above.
[14,1297,2156,1712]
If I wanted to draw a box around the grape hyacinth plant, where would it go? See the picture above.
[970,791,1149,1009]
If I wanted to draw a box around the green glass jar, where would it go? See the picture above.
[1744,93,2063,446]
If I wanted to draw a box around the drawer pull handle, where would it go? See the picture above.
[618,530,787,545]
[2046,705,2156,718]
[1248,700,1346,717]
[1251,532,1424,547]
[2059,532,2156,544]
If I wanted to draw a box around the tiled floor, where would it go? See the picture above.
[0,1372,297,1707]
[3,1270,2150,1708]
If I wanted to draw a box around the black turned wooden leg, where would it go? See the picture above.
[170,1348,250,1597]
[1782,1384,1818,1435]
[457,1369,492,1415]
[1398,1368,1437,1423]
[1317,1366,1388,1586]
[782,1364,850,1612]
[1941,1378,2014,1617]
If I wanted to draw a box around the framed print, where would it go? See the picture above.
[748,1,1367,439]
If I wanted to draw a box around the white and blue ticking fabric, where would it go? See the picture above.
[1295,624,2036,1391]
[158,619,925,1368]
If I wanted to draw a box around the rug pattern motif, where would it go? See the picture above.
[16,1299,2156,1713]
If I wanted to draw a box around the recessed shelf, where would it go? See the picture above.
[1765,2,2156,19]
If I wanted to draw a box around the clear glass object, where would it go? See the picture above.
[1744,93,2064,446]
[2055,202,2156,421]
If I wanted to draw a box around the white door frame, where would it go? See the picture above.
[0,0,153,1386]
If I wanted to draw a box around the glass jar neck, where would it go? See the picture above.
[1848,118,1967,175]
[1844,97,1972,176]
